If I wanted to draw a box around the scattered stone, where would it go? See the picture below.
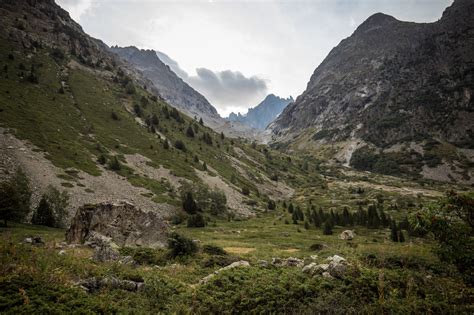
[310,255,318,260]
[258,260,268,267]
[322,272,333,279]
[79,276,144,293]
[119,255,135,265]
[23,236,44,246]
[271,257,304,268]
[200,260,250,284]
[66,201,168,248]
[339,230,356,240]
[302,263,329,275]
[92,245,121,262]
[58,250,66,256]
[326,255,346,264]
[84,231,119,249]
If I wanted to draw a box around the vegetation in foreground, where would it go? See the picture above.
[0,192,473,314]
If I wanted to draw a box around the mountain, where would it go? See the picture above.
[268,0,474,183]
[110,46,222,128]
[0,0,292,219]
[228,94,293,130]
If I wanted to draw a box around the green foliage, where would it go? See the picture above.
[119,247,164,265]
[0,169,31,226]
[174,140,186,152]
[323,220,333,235]
[187,213,206,228]
[241,186,250,196]
[411,192,474,285]
[125,81,136,94]
[108,156,122,171]
[31,197,55,227]
[202,244,227,256]
[267,200,276,210]
[186,125,194,138]
[167,232,198,258]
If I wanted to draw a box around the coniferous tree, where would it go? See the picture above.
[367,205,381,229]
[288,203,294,213]
[292,211,298,224]
[342,207,350,226]
[304,221,310,230]
[186,125,195,138]
[183,192,199,214]
[32,197,55,227]
[390,221,399,242]
[398,229,405,242]
[163,139,170,150]
[0,169,31,227]
[323,220,333,235]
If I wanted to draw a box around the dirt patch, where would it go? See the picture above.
[0,129,176,223]
[281,248,300,253]
[224,247,256,254]
[195,168,255,218]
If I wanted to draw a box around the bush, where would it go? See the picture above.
[0,168,31,226]
[202,244,227,256]
[241,186,250,196]
[174,140,186,152]
[109,156,122,171]
[125,82,136,94]
[31,197,55,227]
[187,213,206,228]
[119,247,163,265]
[168,232,198,258]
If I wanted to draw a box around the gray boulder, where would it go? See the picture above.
[339,230,356,240]
[66,201,168,248]
[79,276,144,293]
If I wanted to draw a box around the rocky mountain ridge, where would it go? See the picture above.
[228,94,293,130]
[268,0,474,183]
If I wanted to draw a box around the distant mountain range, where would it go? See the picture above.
[268,0,474,184]
[228,94,293,130]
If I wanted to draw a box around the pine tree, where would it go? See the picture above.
[323,220,333,235]
[288,203,294,213]
[390,221,399,242]
[367,205,381,229]
[186,125,195,138]
[292,211,299,224]
[151,113,159,125]
[199,117,204,125]
[398,230,405,242]
[32,197,55,227]
[183,192,199,214]
[304,221,310,230]
[220,132,225,140]
[163,139,170,150]
[109,156,121,171]
[342,207,350,226]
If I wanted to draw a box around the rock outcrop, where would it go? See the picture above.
[268,0,474,182]
[66,201,168,248]
[339,230,356,240]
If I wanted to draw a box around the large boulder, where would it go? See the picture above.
[339,230,356,240]
[66,201,168,248]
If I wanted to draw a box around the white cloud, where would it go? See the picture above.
[56,0,93,22]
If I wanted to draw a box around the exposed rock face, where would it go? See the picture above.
[200,260,250,284]
[268,0,474,181]
[228,94,293,130]
[66,201,168,248]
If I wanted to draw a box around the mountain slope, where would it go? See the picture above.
[228,94,293,130]
[268,0,474,183]
[0,0,295,220]
[110,46,222,127]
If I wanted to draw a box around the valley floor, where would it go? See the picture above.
[1,212,472,314]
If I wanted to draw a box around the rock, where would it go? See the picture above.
[271,257,304,268]
[339,230,356,240]
[326,255,346,264]
[322,272,333,279]
[79,276,144,293]
[23,236,44,246]
[84,231,119,249]
[58,250,66,256]
[119,256,135,265]
[258,260,268,267]
[200,260,250,284]
[92,245,120,262]
[310,255,318,260]
[328,261,348,279]
[66,201,168,248]
[302,263,329,275]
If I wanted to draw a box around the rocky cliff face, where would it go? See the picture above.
[268,0,474,183]
[228,94,293,130]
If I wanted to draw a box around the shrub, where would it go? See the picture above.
[109,156,121,171]
[267,200,276,210]
[31,197,55,227]
[186,125,195,138]
[187,213,206,228]
[323,220,333,235]
[125,82,136,94]
[202,244,227,256]
[0,168,31,226]
[309,243,325,251]
[174,140,186,152]
[97,154,107,165]
[133,104,142,117]
[119,247,163,265]
[163,139,170,150]
[111,111,119,120]
[241,186,250,196]
[168,232,198,258]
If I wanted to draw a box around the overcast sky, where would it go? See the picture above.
[56,0,453,116]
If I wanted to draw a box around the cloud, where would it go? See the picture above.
[56,0,93,22]
[186,68,268,115]
[155,52,268,116]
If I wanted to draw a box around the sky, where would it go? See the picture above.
[56,0,453,116]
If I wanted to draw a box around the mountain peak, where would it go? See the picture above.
[355,12,398,33]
